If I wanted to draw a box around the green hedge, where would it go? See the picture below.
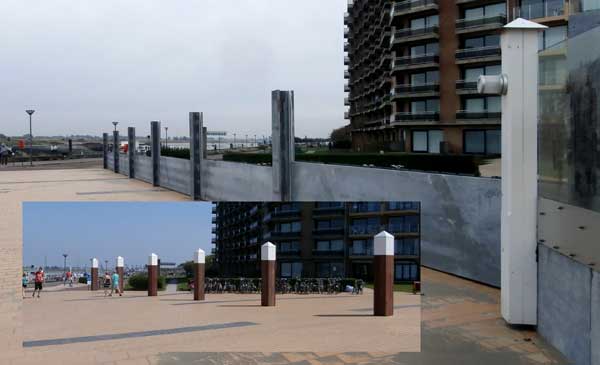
[223,152,483,175]
[161,147,190,160]
[126,273,166,291]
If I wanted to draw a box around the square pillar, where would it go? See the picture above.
[148,253,158,297]
[189,112,203,200]
[91,258,99,291]
[116,256,124,293]
[113,130,120,173]
[127,127,135,179]
[193,249,205,301]
[102,133,108,169]
[271,90,295,201]
[374,231,394,316]
[261,242,276,307]
[151,121,161,187]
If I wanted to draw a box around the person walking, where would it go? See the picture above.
[32,267,44,298]
[0,144,8,166]
[65,270,73,287]
[111,271,122,296]
[103,272,112,296]
[22,272,29,299]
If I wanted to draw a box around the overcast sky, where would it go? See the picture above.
[0,0,347,138]
[23,202,212,268]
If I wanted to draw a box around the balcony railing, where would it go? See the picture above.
[312,249,345,256]
[394,111,439,122]
[513,1,565,20]
[455,15,506,31]
[456,110,502,120]
[393,25,439,41]
[394,83,439,95]
[392,0,438,16]
[456,46,501,60]
[312,227,345,236]
[350,247,374,256]
[455,80,478,92]
[344,70,350,79]
[349,224,381,236]
[393,54,439,68]
[388,224,420,234]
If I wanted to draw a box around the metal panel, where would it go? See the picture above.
[203,160,273,202]
[118,154,128,177]
[159,156,191,195]
[135,155,153,184]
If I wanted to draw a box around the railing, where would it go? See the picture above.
[393,0,438,14]
[312,227,345,236]
[393,53,439,67]
[349,224,381,235]
[456,80,478,91]
[455,15,506,30]
[513,1,565,20]
[312,249,345,256]
[387,202,420,211]
[456,46,501,60]
[394,83,439,94]
[393,25,439,40]
[456,110,502,119]
[388,224,420,234]
[394,111,439,122]
[350,247,374,256]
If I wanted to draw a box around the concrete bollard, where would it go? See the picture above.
[116,256,124,293]
[150,121,161,187]
[91,258,99,291]
[189,112,203,201]
[127,127,135,179]
[193,249,205,301]
[374,231,394,316]
[261,242,276,307]
[113,130,120,173]
[148,253,158,297]
[102,133,108,169]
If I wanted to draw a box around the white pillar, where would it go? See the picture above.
[500,18,547,326]
[194,249,205,264]
[91,258,99,269]
[148,253,158,266]
[116,256,124,268]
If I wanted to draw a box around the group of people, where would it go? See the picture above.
[0,143,13,165]
[22,267,45,299]
[103,271,122,297]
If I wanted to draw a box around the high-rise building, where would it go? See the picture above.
[344,0,574,155]
[211,202,421,283]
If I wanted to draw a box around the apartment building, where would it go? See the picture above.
[211,202,421,283]
[344,0,580,154]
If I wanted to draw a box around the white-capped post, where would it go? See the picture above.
[193,249,205,301]
[261,242,276,306]
[116,256,124,293]
[91,258,99,291]
[374,231,394,316]
[499,18,546,326]
[148,253,158,297]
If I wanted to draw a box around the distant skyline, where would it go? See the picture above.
[23,202,212,269]
[0,0,347,139]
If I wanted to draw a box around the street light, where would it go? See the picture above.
[25,109,35,166]
[105,260,109,272]
[62,254,68,277]
[112,121,119,131]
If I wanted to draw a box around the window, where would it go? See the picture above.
[464,2,505,18]
[315,240,344,252]
[388,202,420,211]
[464,129,501,154]
[464,64,501,82]
[538,25,567,50]
[395,262,419,281]
[350,202,380,212]
[315,202,344,209]
[411,130,444,153]
[278,221,301,233]
[275,203,299,212]
[350,217,380,234]
[522,0,565,18]
[317,262,344,278]
[281,262,302,278]
[411,99,439,113]
[351,239,374,255]
[279,241,300,253]
[411,42,439,56]
[464,34,500,48]
[582,0,600,11]
[389,216,420,233]
[410,14,438,29]
[411,70,439,85]
[315,218,343,230]
[395,238,420,256]
[463,96,501,113]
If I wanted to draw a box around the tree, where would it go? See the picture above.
[330,125,352,149]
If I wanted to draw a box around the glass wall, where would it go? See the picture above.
[538,23,600,212]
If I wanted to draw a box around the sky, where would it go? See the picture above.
[0,0,347,139]
[23,202,212,269]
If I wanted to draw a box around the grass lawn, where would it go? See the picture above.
[365,283,414,293]
[177,282,190,291]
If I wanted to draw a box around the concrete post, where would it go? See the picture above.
[127,127,135,179]
[203,126,208,159]
[102,133,108,169]
[148,253,158,297]
[193,249,205,301]
[261,242,276,307]
[189,112,203,201]
[91,258,99,291]
[151,121,161,187]
[113,130,120,173]
[374,231,394,316]
[116,256,124,293]
[271,90,295,201]
[499,19,547,326]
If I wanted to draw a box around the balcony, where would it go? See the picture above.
[344,111,350,119]
[455,80,479,95]
[344,70,350,79]
[391,54,439,72]
[455,15,506,34]
[456,46,501,64]
[312,249,345,257]
[312,227,345,236]
[344,56,350,66]
[278,249,301,257]
[456,110,501,123]
[313,204,345,216]
[344,42,349,52]
[344,12,350,25]
[388,224,420,234]
[349,224,381,237]
[387,202,420,212]
[391,26,439,46]
[344,84,350,92]
[391,0,438,21]
[392,83,439,99]
[271,207,301,219]
[513,1,566,21]
[349,248,374,257]
[394,111,439,123]
[344,97,350,106]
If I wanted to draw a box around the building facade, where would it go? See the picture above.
[344,0,578,154]
[212,202,421,283]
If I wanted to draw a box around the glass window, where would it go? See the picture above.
[465,6,484,19]
[404,216,420,232]
[395,262,418,281]
[487,96,501,112]
[486,130,501,154]
[281,263,292,277]
[466,98,485,112]
[410,17,425,29]
[411,70,438,85]
[428,130,443,153]
[539,26,567,50]
[485,3,506,16]
[426,42,439,54]
[412,131,428,152]
[465,67,485,82]
[316,241,329,251]
[465,131,486,153]
[465,37,484,48]
[331,240,344,251]
[582,0,600,11]
[292,263,302,278]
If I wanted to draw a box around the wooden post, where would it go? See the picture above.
[193,249,205,301]
[148,253,158,297]
[374,231,394,316]
[261,242,276,306]
[91,258,99,291]
[116,256,125,293]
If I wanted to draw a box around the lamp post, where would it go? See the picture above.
[25,109,34,166]
[112,121,118,131]
[104,259,109,272]
[62,254,68,278]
